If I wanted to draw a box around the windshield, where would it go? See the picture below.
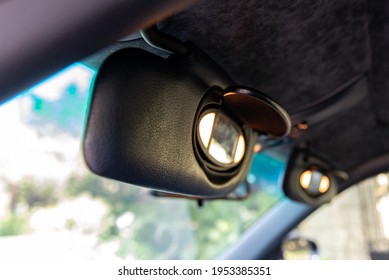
[0,64,286,259]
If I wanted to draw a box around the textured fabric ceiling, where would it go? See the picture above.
[163,0,370,111]
[160,0,389,172]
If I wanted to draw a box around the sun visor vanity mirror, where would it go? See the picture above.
[283,148,349,205]
[83,26,291,198]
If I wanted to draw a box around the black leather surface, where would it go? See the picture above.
[83,45,255,197]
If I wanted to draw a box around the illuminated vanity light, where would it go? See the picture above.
[300,170,312,189]
[234,135,245,163]
[318,175,330,193]
[198,112,215,148]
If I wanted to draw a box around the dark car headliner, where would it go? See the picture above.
[159,0,389,172]
[1,0,389,185]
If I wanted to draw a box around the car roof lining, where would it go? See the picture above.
[162,0,371,112]
[159,0,389,177]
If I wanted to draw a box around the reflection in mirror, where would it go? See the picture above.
[300,169,331,196]
[198,111,245,165]
[282,237,319,260]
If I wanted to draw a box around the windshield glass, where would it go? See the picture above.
[0,64,286,259]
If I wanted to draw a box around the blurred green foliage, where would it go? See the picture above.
[0,215,29,236]
[7,177,57,213]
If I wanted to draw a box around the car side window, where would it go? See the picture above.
[288,174,389,260]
